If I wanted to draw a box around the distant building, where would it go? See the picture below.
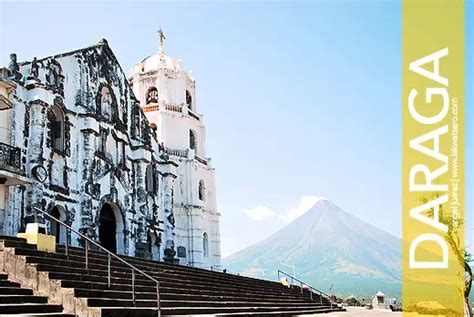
[372,291,386,309]
[0,32,221,270]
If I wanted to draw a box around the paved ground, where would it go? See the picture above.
[302,307,402,316]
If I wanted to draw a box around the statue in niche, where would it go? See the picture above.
[100,87,112,119]
[30,57,39,78]
[47,63,60,87]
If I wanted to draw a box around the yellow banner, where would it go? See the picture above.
[402,0,465,315]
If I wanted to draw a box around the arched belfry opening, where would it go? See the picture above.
[189,130,197,152]
[99,203,117,253]
[186,90,193,110]
[146,87,159,104]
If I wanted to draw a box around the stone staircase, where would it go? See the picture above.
[0,235,343,316]
[0,272,73,316]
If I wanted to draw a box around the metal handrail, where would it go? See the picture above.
[278,269,336,309]
[34,207,161,316]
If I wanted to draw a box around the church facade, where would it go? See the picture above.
[0,35,221,269]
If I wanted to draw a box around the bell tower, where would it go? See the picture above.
[129,31,221,269]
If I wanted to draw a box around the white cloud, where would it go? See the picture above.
[243,206,275,221]
[242,196,326,224]
[279,196,323,224]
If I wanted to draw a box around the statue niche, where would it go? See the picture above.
[97,85,118,122]
[46,60,61,87]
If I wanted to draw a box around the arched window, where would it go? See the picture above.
[177,246,186,258]
[145,164,156,193]
[186,90,193,109]
[203,232,209,258]
[146,87,159,104]
[48,106,65,152]
[198,180,205,201]
[189,130,196,151]
[100,87,112,119]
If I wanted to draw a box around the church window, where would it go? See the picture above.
[117,141,126,166]
[100,87,112,119]
[186,90,192,110]
[189,130,196,151]
[146,87,159,104]
[203,232,209,258]
[98,129,107,156]
[146,164,157,193]
[48,106,65,153]
[198,180,205,201]
[118,100,126,123]
[177,246,186,258]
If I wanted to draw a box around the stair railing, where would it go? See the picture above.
[277,269,336,309]
[34,207,161,316]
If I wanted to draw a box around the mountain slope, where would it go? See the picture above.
[223,198,401,298]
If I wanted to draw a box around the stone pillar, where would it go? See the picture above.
[24,102,46,226]
[134,161,148,257]
[79,130,96,240]
[162,174,176,263]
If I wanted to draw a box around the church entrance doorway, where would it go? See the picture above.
[99,203,117,253]
[50,206,61,244]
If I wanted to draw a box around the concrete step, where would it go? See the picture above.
[0,287,34,295]
[0,303,64,314]
[0,295,48,304]
[74,288,309,302]
[2,313,75,317]
[100,306,334,316]
[0,235,27,243]
[0,280,21,288]
[86,297,328,308]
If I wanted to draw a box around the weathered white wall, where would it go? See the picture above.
[3,40,178,261]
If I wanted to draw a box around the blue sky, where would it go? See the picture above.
[1,1,472,257]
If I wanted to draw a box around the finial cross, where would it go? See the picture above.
[157,27,166,51]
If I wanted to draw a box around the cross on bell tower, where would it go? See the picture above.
[157,27,166,53]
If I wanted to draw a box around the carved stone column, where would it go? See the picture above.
[134,161,148,257]
[162,174,176,263]
[24,101,46,226]
[80,129,97,239]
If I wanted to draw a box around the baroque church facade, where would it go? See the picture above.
[0,34,221,269]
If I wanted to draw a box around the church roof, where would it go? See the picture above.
[14,38,140,104]
[18,38,112,66]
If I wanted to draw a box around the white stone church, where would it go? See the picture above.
[0,32,221,270]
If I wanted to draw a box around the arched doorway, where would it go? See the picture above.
[99,203,117,253]
[49,206,62,244]
[147,232,153,260]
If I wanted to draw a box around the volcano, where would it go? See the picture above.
[223,198,401,298]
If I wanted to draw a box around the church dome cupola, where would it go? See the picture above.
[131,28,188,76]
[129,28,196,111]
